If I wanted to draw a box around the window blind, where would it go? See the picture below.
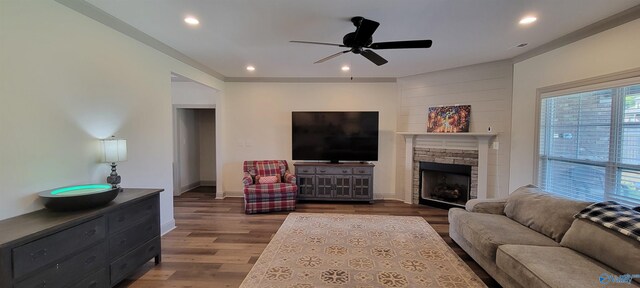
[538,83,640,207]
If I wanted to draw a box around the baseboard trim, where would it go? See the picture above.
[160,219,176,236]
[223,191,244,198]
[180,182,201,194]
[200,180,217,186]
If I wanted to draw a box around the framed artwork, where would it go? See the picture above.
[426,105,471,133]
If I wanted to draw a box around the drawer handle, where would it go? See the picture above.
[30,249,47,260]
[41,280,47,287]
[358,170,365,173]
[117,215,126,222]
[84,255,97,265]
[119,239,127,246]
[85,228,97,237]
[319,169,326,173]
[302,170,308,172]
[88,281,97,288]
[342,170,348,173]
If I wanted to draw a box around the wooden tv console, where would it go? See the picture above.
[294,162,374,203]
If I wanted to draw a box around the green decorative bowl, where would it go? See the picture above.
[38,184,119,211]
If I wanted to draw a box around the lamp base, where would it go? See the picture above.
[107,162,122,190]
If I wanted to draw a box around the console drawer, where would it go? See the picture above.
[296,167,315,174]
[108,197,157,233]
[109,216,159,259]
[15,242,106,288]
[13,217,106,278]
[70,268,108,288]
[110,237,160,285]
[316,167,352,175]
[353,167,373,175]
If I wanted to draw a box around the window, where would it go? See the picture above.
[537,81,640,206]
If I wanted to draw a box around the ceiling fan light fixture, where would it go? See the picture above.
[246,66,256,71]
[341,65,350,71]
[184,16,200,25]
[519,16,537,25]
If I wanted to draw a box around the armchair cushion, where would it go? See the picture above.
[242,172,253,186]
[256,175,280,184]
[284,171,296,184]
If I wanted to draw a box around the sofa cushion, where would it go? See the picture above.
[496,245,627,288]
[561,219,640,283]
[448,208,560,261]
[504,185,591,242]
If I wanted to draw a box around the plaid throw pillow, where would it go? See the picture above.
[574,201,640,242]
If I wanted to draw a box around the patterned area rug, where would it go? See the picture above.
[240,213,486,288]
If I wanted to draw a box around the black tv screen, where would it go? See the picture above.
[292,111,379,162]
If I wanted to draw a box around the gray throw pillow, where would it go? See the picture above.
[561,219,640,283]
[504,185,591,242]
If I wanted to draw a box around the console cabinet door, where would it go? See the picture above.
[334,176,352,198]
[297,175,315,199]
[352,175,372,199]
[315,176,333,198]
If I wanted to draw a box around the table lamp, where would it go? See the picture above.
[101,137,127,189]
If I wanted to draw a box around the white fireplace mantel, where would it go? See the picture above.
[398,132,497,204]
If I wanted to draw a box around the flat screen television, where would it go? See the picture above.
[292,111,379,162]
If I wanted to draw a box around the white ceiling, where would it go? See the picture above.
[86,0,639,79]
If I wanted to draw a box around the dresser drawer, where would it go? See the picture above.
[110,237,160,285]
[108,196,157,233]
[70,268,108,288]
[15,242,106,288]
[353,167,373,175]
[109,216,159,259]
[13,217,106,278]
[296,167,315,174]
[316,167,352,175]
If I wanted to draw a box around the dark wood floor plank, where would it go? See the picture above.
[117,186,500,288]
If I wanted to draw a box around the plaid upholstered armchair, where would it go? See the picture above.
[242,160,298,214]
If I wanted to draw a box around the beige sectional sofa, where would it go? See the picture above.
[449,185,640,288]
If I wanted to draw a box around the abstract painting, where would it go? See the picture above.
[426,105,471,133]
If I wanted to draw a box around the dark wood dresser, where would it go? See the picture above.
[0,188,163,288]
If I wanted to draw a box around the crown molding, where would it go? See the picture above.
[513,4,640,63]
[54,0,226,81]
[225,77,397,83]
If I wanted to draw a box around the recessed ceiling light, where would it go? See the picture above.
[184,16,200,25]
[519,16,537,25]
[341,65,350,71]
[246,66,255,71]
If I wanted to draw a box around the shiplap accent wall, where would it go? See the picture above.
[396,60,513,198]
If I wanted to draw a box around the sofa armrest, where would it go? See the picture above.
[242,172,253,186]
[465,198,507,214]
[284,171,296,184]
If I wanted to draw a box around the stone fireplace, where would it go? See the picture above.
[399,132,496,205]
[414,149,478,206]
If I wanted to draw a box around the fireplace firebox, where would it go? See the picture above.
[419,162,472,208]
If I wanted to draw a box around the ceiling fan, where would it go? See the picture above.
[291,16,433,66]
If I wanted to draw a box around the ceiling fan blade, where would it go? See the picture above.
[314,50,350,64]
[290,40,346,47]
[361,49,388,66]
[353,17,379,46]
[369,40,433,49]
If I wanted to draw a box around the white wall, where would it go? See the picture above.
[177,109,201,191]
[222,82,398,199]
[396,60,514,198]
[171,81,219,106]
[510,19,640,192]
[0,1,224,234]
[198,110,216,184]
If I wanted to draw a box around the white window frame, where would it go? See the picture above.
[534,70,640,206]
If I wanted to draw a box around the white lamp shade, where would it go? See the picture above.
[101,139,127,163]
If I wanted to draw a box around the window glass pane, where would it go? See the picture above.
[539,159,605,202]
[616,169,640,203]
[621,86,640,165]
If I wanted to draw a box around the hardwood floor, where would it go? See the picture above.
[117,186,500,288]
